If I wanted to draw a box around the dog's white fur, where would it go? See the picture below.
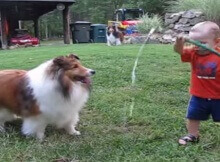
[106,26,123,46]
[0,56,94,141]
[107,33,122,46]
[23,61,89,140]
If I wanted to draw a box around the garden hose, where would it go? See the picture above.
[185,38,220,56]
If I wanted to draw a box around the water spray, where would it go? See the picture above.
[129,28,156,117]
[129,32,220,117]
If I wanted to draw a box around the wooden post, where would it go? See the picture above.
[63,5,70,44]
[0,9,8,49]
[0,10,2,49]
[19,20,22,29]
[34,18,39,39]
[8,19,19,38]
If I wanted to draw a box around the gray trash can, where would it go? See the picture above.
[90,24,107,43]
[70,21,91,43]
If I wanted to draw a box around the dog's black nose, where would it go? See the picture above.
[90,70,96,75]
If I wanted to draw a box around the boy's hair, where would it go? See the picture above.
[190,21,220,39]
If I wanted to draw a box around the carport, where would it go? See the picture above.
[0,0,75,49]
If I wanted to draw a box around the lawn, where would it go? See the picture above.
[0,43,219,161]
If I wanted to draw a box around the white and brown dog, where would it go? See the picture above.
[106,26,124,46]
[0,54,95,140]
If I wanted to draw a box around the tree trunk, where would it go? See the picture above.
[45,20,48,40]
[34,18,39,39]
[63,5,70,44]
[0,9,8,49]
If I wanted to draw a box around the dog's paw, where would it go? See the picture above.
[73,130,81,136]
[36,132,45,142]
[68,129,81,136]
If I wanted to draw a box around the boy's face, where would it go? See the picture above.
[189,23,219,55]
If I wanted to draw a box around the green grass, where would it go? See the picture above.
[0,43,219,162]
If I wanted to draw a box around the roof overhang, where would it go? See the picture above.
[0,0,75,20]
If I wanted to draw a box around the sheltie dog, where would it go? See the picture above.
[0,54,95,140]
[106,26,124,46]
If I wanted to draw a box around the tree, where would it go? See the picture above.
[23,0,171,39]
[39,10,63,39]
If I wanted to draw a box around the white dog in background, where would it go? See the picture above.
[106,26,124,46]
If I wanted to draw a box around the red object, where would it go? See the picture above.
[10,30,39,46]
[121,20,142,26]
[181,47,220,99]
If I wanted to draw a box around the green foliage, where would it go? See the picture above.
[136,14,163,34]
[38,10,63,39]
[0,43,220,161]
[138,0,171,15]
[22,10,64,40]
[70,0,115,24]
[168,0,220,23]
[70,0,172,24]
[23,21,34,36]
[22,0,172,38]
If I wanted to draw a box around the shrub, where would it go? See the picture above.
[136,14,163,34]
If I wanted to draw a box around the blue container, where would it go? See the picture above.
[90,24,107,43]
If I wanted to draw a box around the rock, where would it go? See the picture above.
[165,17,180,26]
[130,36,146,44]
[124,34,162,44]
[170,12,184,18]
[174,23,191,32]
[160,10,206,44]
[164,29,175,34]
[162,34,173,40]
[165,19,174,26]
[172,15,181,22]
[174,24,182,30]
[147,38,161,44]
[189,17,205,25]
[179,18,188,24]
[123,37,132,44]
[168,24,175,29]
[194,11,203,17]
[182,10,196,18]
[172,37,176,42]
[165,13,173,19]
[165,13,181,26]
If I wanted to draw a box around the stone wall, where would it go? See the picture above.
[124,10,206,44]
[162,10,206,43]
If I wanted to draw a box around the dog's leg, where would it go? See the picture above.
[116,38,121,46]
[0,109,16,133]
[22,116,47,141]
[107,40,111,46]
[64,113,81,136]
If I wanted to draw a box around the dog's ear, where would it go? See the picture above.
[53,56,71,70]
[69,54,80,60]
[53,56,65,66]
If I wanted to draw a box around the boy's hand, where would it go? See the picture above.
[174,36,186,55]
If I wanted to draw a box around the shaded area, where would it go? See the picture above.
[0,0,75,49]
